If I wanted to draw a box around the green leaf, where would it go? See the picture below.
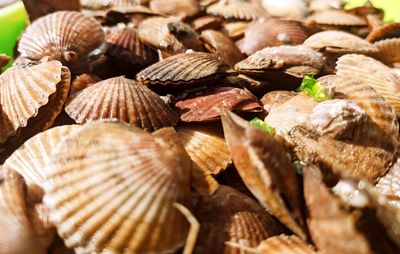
[250,118,275,134]
[297,75,331,102]
[345,0,400,23]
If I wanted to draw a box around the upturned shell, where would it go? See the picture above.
[336,54,400,117]
[261,0,308,19]
[137,52,231,89]
[206,0,268,21]
[260,90,296,112]
[240,19,309,55]
[366,22,400,42]
[306,9,366,27]
[375,38,400,67]
[18,11,105,73]
[176,87,262,122]
[255,235,317,254]
[376,149,400,209]
[222,111,307,239]
[42,121,192,253]
[194,185,287,254]
[149,0,200,19]
[65,76,179,131]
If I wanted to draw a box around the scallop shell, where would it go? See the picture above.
[256,235,317,254]
[206,0,269,21]
[18,11,105,72]
[221,111,307,239]
[240,19,308,55]
[306,9,366,27]
[366,22,400,42]
[375,38,400,66]
[308,0,345,12]
[376,149,400,209]
[261,0,308,19]
[177,124,231,176]
[65,76,179,131]
[336,54,400,117]
[193,185,287,254]
[105,24,158,68]
[192,16,222,31]
[260,90,297,112]
[221,21,248,40]
[137,52,231,89]
[71,73,101,94]
[22,0,81,21]
[42,121,192,253]
[0,169,54,254]
[303,30,379,55]
[149,0,200,19]
[176,87,262,122]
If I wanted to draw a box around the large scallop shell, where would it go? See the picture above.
[206,0,269,21]
[176,87,262,122]
[221,111,307,239]
[375,38,400,67]
[65,76,179,131]
[149,0,200,19]
[306,9,366,27]
[240,19,308,55]
[261,0,308,19]
[137,52,231,89]
[18,11,105,72]
[336,54,400,117]
[193,185,287,254]
[42,121,192,253]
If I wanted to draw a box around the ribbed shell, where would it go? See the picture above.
[376,149,400,209]
[193,185,287,254]
[306,9,366,26]
[375,38,400,66]
[65,76,179,131]
[256,235,317,254]
[303,30,379,54]
[18,11,105,71]
[176,87,262,122]
[366,22,400,42]
[206,0,269,21]
[240,19,308,55]
[105,25,158,67]
[149,0,200,18]
[336,54,400,117]
[221,111,307,239]
[137,52,231,88]
[42,121,191,253]
[177,124,231,176]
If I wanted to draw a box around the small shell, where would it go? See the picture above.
[261,0,308,19]
[192,16,222,31]
[206,0,269,21]
[137,52,231,89]
[221,21,249,40]
[194,185,287,254]
[42,121,192,253]
[260,90,296,112]
[221,111,307,239]
[0,54,11,72]
[366,22,400,43]
[18,11,105,72]
[256,235,317,253]
[306,9,366,27]
[375,38,400,66]
[149,0,200,19]
[240,19,309,55]
[376,149,400,209]
[336,54,400,117]
[65,76,179,131]
[176,87,262,122]
[177,124,231,176]
[71,73,101,94]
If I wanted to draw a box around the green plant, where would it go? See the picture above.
[345,0,400,22]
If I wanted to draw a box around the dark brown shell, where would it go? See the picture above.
[149,0,200,19]
[137,52,232,89]
[193,185,287,254]
[65,76,178,131]
[176,87,262,122]
[306,9,367,27]
[0,54,11,72]
[240,19,308,55]
[206,0,268,21]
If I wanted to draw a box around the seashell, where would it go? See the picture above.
[192,16,222,31]
[221,21,249,40]
[177,124,231,176]
[81,0,111,10]
[105,24,158,68]
[138,17,203,55]
[22,0,81,21]
[221,111,307,239]
[306,9,366,27]
[366,22,400,43]
[193,185,287,254]
[235,45,325,79]
[206,0,269,21]
[137,52,232,90]
[375,38,400,67]
[70,73,101,94]
[176,87,262,122]
[260,90,296,112]
[42,121,192,253]
[336,54,400,117]
[18,11,105,73]
[376,149,400,209]
[65,76,179,131]
[0,169,55,254]
[48,235,75,254]
[256,235,317,254]
[200,29,245,67]
[0,61,71,162]
[149,0,200,19]
[240,19,309,55]
[0,54,11,72]
[261,0,308,19]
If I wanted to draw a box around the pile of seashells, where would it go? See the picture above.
[1,0,400,253]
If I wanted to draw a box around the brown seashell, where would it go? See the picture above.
[200,29,245,67]
[176,87,262,122]
[18,11,105,73]
[22,0,81,21]
[336,54,400,117]
[105,24,158,68]
[42,121,192,253]
[240,19,309,55]
[366,22,400,43]
[375,38,400,67]
[0,169,55,254]
[65,76,179,131]
[306,9,366,27]
[0,54,11,72]
[376,149,400,209]
[137,52,232,90]
[221,21,249,40]
[206,0,269,21]
[71,73,101,94]
[149,0,200,19]
[194,185,287,254]
[192,16,222,31]
[260,90,297,112]
[221,111,307,239]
